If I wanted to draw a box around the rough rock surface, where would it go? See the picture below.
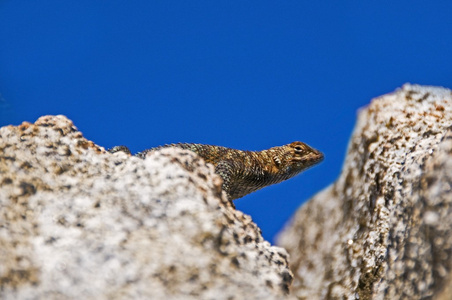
[278,84,452,299]
[0,115,293,299]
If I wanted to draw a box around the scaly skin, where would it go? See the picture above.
[109,142,323,200]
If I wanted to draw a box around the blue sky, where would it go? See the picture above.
[1,1,451,242]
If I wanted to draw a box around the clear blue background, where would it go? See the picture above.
[1,1,451,243]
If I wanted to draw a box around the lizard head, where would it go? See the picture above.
[271,141,324,179]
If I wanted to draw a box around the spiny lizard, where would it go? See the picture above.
[108,142,323,200]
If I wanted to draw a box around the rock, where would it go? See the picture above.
[0,115,292,299]
[277,84,452,299]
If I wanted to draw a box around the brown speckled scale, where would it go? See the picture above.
[110,142,323,200]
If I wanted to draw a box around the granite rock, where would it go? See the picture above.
[0,115,292,299]
[278,84,452,299]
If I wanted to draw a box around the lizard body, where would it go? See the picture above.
[109,142,323,200]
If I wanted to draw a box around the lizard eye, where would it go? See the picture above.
[294,145,304,153]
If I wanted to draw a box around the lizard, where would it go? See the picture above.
[108,142,323,201]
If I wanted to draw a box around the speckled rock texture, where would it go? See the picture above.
[0,115,293,299]
[278,84,452,299]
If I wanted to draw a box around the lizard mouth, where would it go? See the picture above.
[295,149,324,167]
[311,150,324,162]
[308,151,324,164]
